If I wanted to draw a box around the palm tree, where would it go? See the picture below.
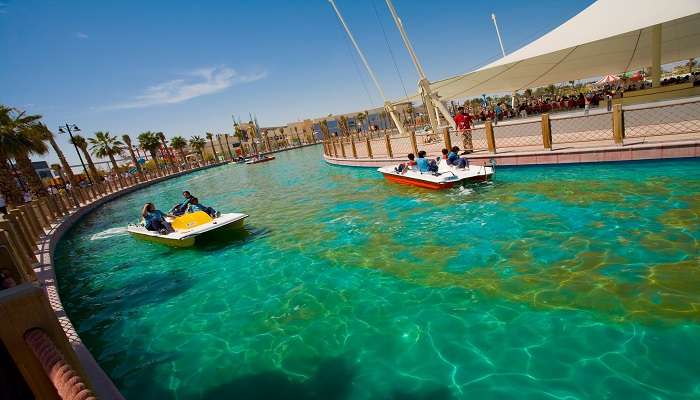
[223,134,233,159]
[170,136,190,168]
[138,131,162,174]
[70,135,100,182]
[0,105,27,203]
[0,107,50,196]
[89,131,125,187]
[216,134,227,160]
[156,131,177,172]
[121,134,143,178]
[205,132,218,161]
[38,124,77,186]
[189,136,206,163]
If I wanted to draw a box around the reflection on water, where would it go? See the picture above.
[55,149,700,399]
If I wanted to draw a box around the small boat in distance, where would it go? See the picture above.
[127,211,248,247]
[378,164,493,190]
[245,155,276,165]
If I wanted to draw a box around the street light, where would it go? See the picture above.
[58,123,93,185]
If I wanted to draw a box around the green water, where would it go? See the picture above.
[55,147,700,399]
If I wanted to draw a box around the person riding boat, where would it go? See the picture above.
[141,203,174,235]
[416,151,430,173]
[447,146,469,169]
[438,149,450,170]
[186,197,219,218]
[170,191,194,216]
[395,153,416,174]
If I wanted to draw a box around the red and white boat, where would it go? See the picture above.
[245,155,276,165]
[378,162,493,190]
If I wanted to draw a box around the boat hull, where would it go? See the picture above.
[128,213,247,247]
[245,156,276,164]
[380,169,493,190]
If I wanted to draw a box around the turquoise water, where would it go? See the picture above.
[55,147,700,399]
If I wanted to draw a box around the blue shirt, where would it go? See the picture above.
[144,210,166,225]
[447,152,459,164]
[188,203,206,213]
[416,158,430,172]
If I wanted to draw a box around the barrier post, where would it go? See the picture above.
[19,206,41,241]
[351,136,358,158]
[7,210,35,252]
[331,140,338,157]
[365,136,373,159]
[340,138,347,158]
[0,220,35,269]
[409,130,419,155]
[541,113,552,150]
[485,121,496,153]
[30,203,48,231]
[384,134,393,159]
[0,229,37,282]
[612,104,625,145]
[442,128,452,151]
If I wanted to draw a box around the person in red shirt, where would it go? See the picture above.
[454,107,473,153]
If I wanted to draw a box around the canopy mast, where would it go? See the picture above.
[384,0,455,131]
[328,0,407,136]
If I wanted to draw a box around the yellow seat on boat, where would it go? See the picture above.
[171,211,213,231]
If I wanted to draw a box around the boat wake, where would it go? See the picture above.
[90,227,128,241]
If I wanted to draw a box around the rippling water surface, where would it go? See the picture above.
[55,147,700,399]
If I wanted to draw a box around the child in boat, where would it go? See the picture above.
[438,148,450,170]
[186,197,219,218]
[170,190,194,216]
[448,146,469,168]
[395,153,416,173]
[141,203,173,234]
[416,151,431,173]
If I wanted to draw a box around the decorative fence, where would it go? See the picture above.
[323,98,700,160]
[0,160,232,399]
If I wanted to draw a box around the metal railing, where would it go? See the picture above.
[322,97,700,160]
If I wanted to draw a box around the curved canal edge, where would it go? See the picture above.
[33,162,228,400]
[323,139,700,167]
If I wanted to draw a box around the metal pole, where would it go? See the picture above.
[328,0,407,137]
[64,124,92,184]
[491,13,506,58]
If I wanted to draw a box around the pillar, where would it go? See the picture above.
[409,130,418,155]
[612,104,625,145]
[366,136,373,159]
[442,128,452,151]
[340,138,346,158]
[651,24,662,88]
[384,134,393,159]
[351,136,358,158]
[485,121,496,153]
[541,113,552,150]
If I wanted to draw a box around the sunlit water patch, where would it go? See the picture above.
[55,148,700,399]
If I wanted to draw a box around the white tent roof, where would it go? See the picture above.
[410,0,700,101]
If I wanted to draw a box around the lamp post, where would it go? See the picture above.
[58,123,92,184]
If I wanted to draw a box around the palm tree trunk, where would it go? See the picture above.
[15,153,46,195]
[48,135,77,186]
[149,150,161,176]
[79,146,100,182]
[108,154,125,187]
[179,149,189,169]
[0,155,23,205]
[127,147,143,180]
[208,138,218,162]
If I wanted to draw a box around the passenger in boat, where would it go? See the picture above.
[416,151,430,173]
[448,146,469,169]
[170,190,194,216]
[395,153,416,174]
[186,197,219,218]
[141,203,173,234]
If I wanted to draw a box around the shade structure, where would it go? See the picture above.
[595,75,619,85]
[404,0,700,102]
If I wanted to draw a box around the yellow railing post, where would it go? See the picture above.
[0,229,37,282]
[409,130,419,155]
[541,113,552,150]
[351,135,358,158]
[384,134,393,159]
[485,120,496,153]
[331,139,338,157]
[443,128,452,151]
[19,206,41,241]
[340,138,347,158]
[7,210,35,252]
[30,203,48,231]
[366,136,373,159]
[0,220,35,270]
[612,104,625,145]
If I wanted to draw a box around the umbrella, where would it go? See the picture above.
[595,75,619,85]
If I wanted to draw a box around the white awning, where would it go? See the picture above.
[408,0,700,101]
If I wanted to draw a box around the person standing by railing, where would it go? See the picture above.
[454,107,473,154]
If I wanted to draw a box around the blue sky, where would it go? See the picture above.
[0,0,594,165]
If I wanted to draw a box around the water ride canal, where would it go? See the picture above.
[55,146,700,399]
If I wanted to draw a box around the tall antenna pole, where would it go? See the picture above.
[491,13,506,58]
[384,0,454,132]
[328,0,407,136]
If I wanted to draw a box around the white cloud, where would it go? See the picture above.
[75,32,89,39]
[102,66,266,110]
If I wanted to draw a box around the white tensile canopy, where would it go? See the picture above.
[406,0,700,102]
